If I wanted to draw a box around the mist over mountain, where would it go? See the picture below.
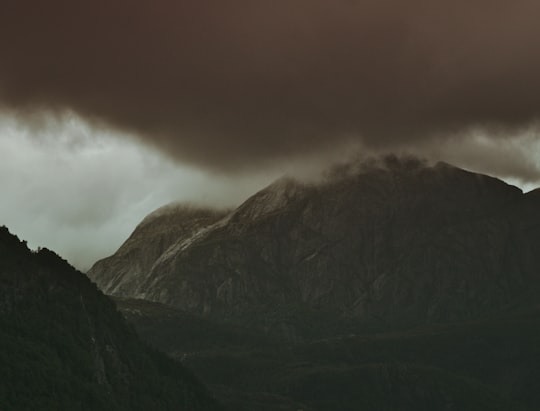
[89,157,540,338]
[90,204,229,297]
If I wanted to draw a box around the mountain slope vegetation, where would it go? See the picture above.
[0,226,222,411]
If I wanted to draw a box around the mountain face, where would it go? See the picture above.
[88,158,540,334]
[84,157,540,410]
[0,226,222,411]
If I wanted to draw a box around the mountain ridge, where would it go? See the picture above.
[88,157,540,337]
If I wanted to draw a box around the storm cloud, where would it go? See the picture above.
[1,0,540,172]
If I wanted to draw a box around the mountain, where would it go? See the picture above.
[88,157,540,337]
[86,156,540,410]
[0,226,223,411]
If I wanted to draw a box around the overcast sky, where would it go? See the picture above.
[0,113,285,270]
[2,0,540,269]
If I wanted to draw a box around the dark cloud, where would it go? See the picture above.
[1,0,540,172]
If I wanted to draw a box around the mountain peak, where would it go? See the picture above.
[88,204,228,297]
[137,202,227,229]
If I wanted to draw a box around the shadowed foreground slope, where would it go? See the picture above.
[117,297,540,410]
[0,226,222,411]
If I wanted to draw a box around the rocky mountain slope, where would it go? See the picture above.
[0,226,222,411]
[88,157,540,335]
[90,204,227,297]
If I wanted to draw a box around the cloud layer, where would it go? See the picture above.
[2,0,540,172]
[0,114,279,270]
